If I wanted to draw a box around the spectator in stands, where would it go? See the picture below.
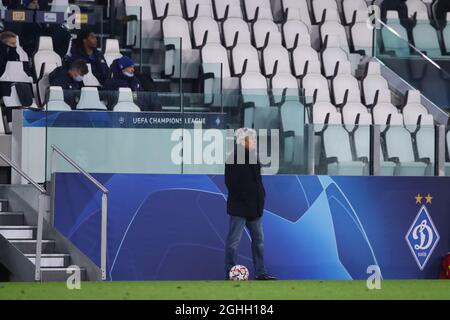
[0,31,20,78]
[104,56,141,92]
[104,56,161,111]
[64,28,109,86]
[49,59,88,108]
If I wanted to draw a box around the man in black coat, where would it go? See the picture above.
[64,28,109,85]
[224,128,276,280]
[48,59,88,108]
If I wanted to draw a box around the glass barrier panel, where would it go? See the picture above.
[375,18,450,112]
[378,123,436,177]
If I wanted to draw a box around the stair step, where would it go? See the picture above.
[0,226,35,240]
[25,254,70,268]
[0,212,24,225]
[10,239,55,254]
[40,267,86,282]
[0,199,8,212]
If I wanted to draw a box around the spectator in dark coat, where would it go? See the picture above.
[104,56,162,111]
[49,59,88,108]
[0,31,20,98]
[224,128,276,281]
[0,31,20,77]
[64,28,109,85]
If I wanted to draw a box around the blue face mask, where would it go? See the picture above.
[73,75,83,82]
[123,71,134,78]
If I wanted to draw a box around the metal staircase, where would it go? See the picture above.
[0,146,105,282]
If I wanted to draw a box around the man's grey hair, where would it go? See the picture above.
[235,128,257,145]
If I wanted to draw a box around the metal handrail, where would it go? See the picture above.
[51,145,109,194]
[50,145,109,280]
[0,152,46,194]
[0,151,47,281]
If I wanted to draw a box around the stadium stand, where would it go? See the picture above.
[0,0,447,179]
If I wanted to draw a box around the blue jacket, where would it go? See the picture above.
[104,59,162,111]
[64,44,109,85]
[103,59,142,92]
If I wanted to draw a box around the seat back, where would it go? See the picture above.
[193,16,221,46]
[321,35,348,77]
[283,20,309,50]
[241,72,270,107]
[212,0,242,19]
[202,43,231,77]
[83,64,101,87]
[0,61,33,82]
[282,0,311,26]
[362,61,389,105]
[385,126,416,162]
[351,10,373,55]
[323,126,353,162]
[223,18,251,47]
[33,36,62,77]
[46,86,72,111]
[243,0,273,21]
[253,20,282,49]
[76,87,107,110]
[154,0,183,17]
[263,44,291,75]
[104,39,123,67]
[332,61,361,105]
[232,43,261,74]
[403,90,434,126]
[342,0,367,25]
[185,0,213,19]
[113,88,141,112]
[382,11,410,56]
[163,16,192,50]
[292,42,319,77]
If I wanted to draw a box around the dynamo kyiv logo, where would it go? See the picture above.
[405,205,440,270]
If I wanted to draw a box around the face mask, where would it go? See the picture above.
[73,75,83,82]
[123,71,134,78]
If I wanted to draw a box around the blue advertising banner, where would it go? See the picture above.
[23,111,226,129]
[54,174,450,280]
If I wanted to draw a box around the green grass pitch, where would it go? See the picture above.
[0,280,449,300]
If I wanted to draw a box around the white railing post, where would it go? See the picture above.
[101,192,107,280]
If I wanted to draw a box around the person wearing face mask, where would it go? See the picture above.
[0,31,20,78]
[49,59,88,108]
[64,28,109,86]
[104,56,162,111]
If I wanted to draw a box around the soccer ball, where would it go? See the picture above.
[229,265,249,281]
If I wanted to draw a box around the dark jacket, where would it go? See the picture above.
[0,42,21,98]
[225,145,266,219]
[64,44,109,85]
[48,66,84,108]
[103,59,142,92]
[0,42,20,78]
[104,59,162,111]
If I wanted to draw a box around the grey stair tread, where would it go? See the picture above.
[10,239,53,243]
[0,226,36,229]
[25,254,70,258]
[41,267,85,271]
[0,212,23,215]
